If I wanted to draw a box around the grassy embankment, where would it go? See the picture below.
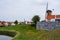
[0,24,48,40]
[0,24,60,40]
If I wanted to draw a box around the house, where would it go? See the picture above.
[0,21,15,27]
[19,21,32,24]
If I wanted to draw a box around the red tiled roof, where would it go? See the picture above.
[47,15,55,20]
[56,15,60,18]
[47,15,60,20]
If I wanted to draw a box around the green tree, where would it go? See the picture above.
[14,20,18,25]
[32,15,40,26]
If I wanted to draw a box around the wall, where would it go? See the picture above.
[36,21,60,30]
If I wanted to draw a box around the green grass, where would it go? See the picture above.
[0,24,60,40]
[39,28,60,40]
[0,24,48,40]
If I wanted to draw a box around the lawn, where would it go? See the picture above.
[0,24,48,40]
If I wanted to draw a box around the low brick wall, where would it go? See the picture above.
[36,21,60,30]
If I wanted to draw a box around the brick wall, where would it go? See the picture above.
[36,21,60,30]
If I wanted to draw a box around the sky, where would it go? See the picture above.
[0,0,60,22]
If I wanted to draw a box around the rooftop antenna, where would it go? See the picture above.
[45,2,48,21]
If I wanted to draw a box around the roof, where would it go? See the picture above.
[46,10,52,13]
[47,15,60,20]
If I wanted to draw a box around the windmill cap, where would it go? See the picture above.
[46,10,52,13]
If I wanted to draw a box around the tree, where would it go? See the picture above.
[32,15,40,26]
[14,20,18,25]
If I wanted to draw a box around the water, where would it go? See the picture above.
[0,35,12,40]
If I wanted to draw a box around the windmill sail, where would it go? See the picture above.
[45,2,48,21]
